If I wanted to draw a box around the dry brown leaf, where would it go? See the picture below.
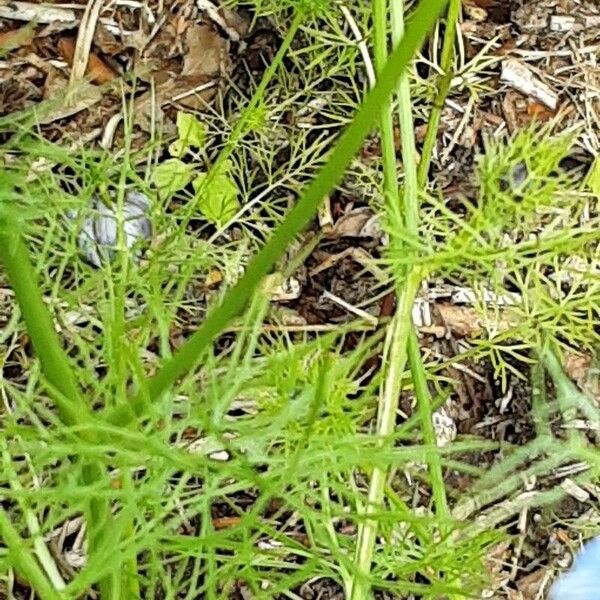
[564,352,600,400]
[93,23,121,56]
[329,207,382,239]
[134,23,229,119]
[330,207,371,238]
[0,25,35,51]
[527,101,555,121]
[212,516,242,530]
[58,37,117,85]
[435,303,519,338]
[37,81,103,125]
[437,304,483,337]
[515,568,549,600]
[177,24,228,108]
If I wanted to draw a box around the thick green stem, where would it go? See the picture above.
[391,0,419,233]
[0,214,115,597]
[0,215,87,425]
[351,272,422,599]
[393,0,450,527]
[104,0,449,427]
[0,508,64,600]
[373,0,399,210]
[351,2,449,596]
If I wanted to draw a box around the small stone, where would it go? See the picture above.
[70,190,152,267]
[500,162,529,193]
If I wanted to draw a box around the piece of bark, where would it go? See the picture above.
[501,59,559,111]
[0,1,77,23]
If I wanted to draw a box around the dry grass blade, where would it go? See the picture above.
[70,0,105,85]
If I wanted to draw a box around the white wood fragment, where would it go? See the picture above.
[112,0,145,8]
[263,274,302,302]
[432,407,457,447]
[560,478,590,503]
[257,539,284,551]
[498,387,513,414]
[0,1,77,23]
[64,549,87,568]
[562,419,600,431]
[500,59,559,111]
[550,15,576,32]
[70,0,105,84]
[583,15,600,29]
[317,196,334,232]
[412,298,432,328]
[208,450,230,462]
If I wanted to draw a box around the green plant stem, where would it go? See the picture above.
[0,508,64,600]
[417,0,461,187]
[112,98,141,600]
[393,0,449,527]
[391,0,419,233]
[104,0,449,426]
[351,271,422,599]
[373,0,399,210]
[352,3,450,597]
[2,442,66,591]
[0,216,117,598]
[0,215,86,425]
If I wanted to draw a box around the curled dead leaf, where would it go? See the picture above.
[329,207,383,239]
[564,352,600,401]
[179,24,228,108]
[58,37,117,85]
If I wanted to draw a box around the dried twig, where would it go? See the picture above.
[340,4,377,88]
[501,58,559,110]
[321,290,379,325]
[70,0,105,85]
[196,0,240,41]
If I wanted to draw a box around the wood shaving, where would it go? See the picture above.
[501,58,559,110]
